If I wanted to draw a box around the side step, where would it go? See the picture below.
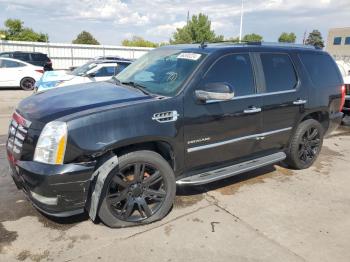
[176,152,286,185]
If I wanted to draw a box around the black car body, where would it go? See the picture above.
[0,51,53,71]
[7,43,345,225]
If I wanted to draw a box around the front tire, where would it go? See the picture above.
[286,119,324,169]
[20,77,35,91]
[98,150,176,228]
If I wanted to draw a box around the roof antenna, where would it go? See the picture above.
[200,41,207,49]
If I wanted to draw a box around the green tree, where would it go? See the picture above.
[278,32,296,43]
[72,31,100,45]
[242,33,263,42]
[122,36,158,48]
[170,13,224,44]
[305,30,324,49]
[1,19,47,42]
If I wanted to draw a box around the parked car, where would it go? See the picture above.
[336,61,350,117]
[36,59,132,92]
[68,57,133,71]
[7,43,344,227]
[0,57,44,90]
[0,51,53,71]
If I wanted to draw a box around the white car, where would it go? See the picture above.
[0,57,44,90]
[36,60,131,92]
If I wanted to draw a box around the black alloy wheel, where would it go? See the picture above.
[298,126,321,165]
[98,150,176,228]
[106,162,166,222]
[286,119,324,170]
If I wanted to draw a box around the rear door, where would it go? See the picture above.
[257,52,307,152]
[0,59,25,86]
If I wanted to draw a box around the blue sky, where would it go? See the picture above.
[0,0,349,45]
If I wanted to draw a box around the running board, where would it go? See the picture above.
[176,152,286,185]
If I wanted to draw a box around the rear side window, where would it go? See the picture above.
[13,53,30,61]
[0,53,10,58]
[260,53,297,93]
[204,53,255,96]
[31,53,48,61]
[299,53,342,87]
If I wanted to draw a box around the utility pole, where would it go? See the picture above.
[187,11,190,25]
[239,0,244,42]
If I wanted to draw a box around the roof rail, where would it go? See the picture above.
[245,41,316,49]
[208,41,317,49]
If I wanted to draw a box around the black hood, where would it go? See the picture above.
[17,81,151,124]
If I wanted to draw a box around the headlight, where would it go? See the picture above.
[34,121,68,165]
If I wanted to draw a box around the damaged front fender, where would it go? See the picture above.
[86,155,119,221]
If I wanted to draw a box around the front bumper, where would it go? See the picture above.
[9,157,96,217]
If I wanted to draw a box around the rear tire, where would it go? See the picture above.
[98,150,176,228]
[20,77,35,91]
[286,119,324,169]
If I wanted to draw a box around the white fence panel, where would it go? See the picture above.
[0,40,152,69]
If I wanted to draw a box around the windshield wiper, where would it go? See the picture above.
[121,81,153,96]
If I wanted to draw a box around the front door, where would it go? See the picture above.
[184,53,264,172]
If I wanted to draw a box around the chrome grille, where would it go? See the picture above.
[7,114,29,159]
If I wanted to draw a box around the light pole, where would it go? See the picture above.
[239,0,244,42]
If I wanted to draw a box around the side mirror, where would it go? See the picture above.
[85,72,96,78]
[195,82,234,102]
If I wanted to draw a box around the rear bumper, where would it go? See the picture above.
[9,157,96,217]
[325,112,343,137]
[342,95,350,114]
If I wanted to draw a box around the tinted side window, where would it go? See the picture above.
[204,53,255,96]
[299,53,342,87]
[0,53,10,58]
[94,66,116,77]
[13,53,30,61]
[260,53,297,93]
[115,63,129,74]
[31,53,48,61]
[2,60,23,68]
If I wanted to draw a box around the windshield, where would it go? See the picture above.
[116,49,206,96]
[71,61,97,76]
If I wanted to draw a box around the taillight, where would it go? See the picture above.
[340,85,346,111]
[35,69,44,74]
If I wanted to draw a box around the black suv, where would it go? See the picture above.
[0,51,53,70]
[7,43,344,227]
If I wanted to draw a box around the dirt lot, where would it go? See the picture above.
[1,90,350,262]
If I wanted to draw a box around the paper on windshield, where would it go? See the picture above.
[177,53,202,61]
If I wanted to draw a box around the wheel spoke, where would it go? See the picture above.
[112,175,128,188]
[143,170,162,187]
[123,198,135,218]
[308,128,318,140]
[309,139,320,147]
[144,188,166,201]
[133,163,145,183]
[138,198,152,217]
[108,189,128,205]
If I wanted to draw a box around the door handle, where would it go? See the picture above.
[244,107,262,114]
[293,99,307,105]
